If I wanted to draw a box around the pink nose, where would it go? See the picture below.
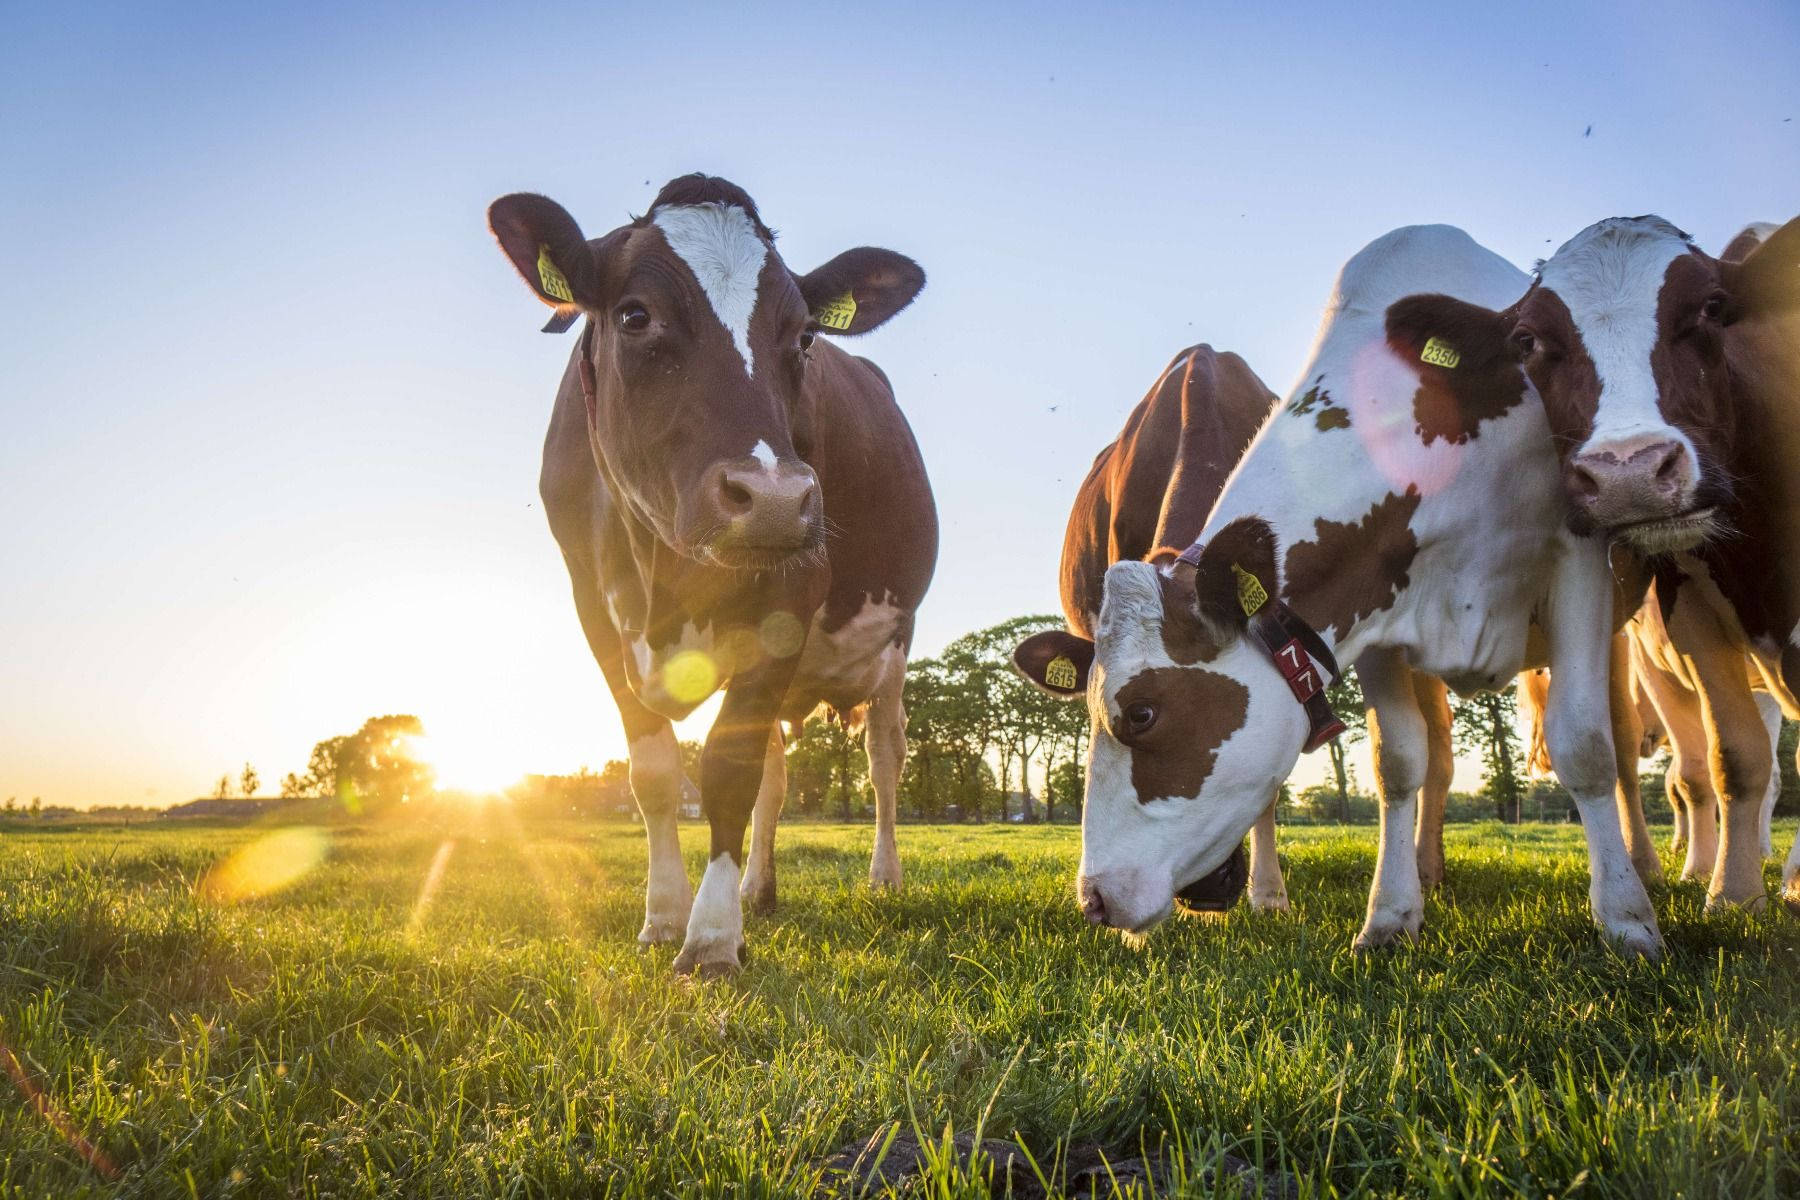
[1564,437,1693,529]
[1078,877,1110,926]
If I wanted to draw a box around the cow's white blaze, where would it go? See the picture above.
[749,439,778,469]
[1539,217,1699,456]
[652,203,768,379]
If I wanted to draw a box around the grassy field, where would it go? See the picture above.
[1,812,1797,1198]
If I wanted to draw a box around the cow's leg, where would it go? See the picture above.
[1689,676,1771,912]
[1543,544,1659,956]
[674,659,800,979]
[1354,648,1426,950]
[1786,737,1800,912]
[1609,633,1662,885]
[1634,653,1712,880]
[627,723,695,945]
[738,727,787,915]
[564,572,693,946]
[1247,799,1289,912]
[1668,767,1689,857]
[1677,752,1720,882]
[1754,691,1782,859]
[865,654,907,890]
[1412,673,1453,892]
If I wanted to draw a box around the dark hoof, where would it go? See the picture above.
[746,888,777,917]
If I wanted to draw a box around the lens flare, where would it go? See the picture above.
[663,650,718,704]
[406,839,457,935]
[759,611,805,658]
[198,827,329,903]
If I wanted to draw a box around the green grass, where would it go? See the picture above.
[1,814,1797,1197]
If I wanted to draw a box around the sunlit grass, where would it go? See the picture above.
[0,818,1796,1196]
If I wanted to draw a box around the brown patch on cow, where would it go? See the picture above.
[1288,379,1350,431]
[1114,667,1250,802]
[1649,251,1736,478]
[1384,292,1529,446]
[1282,488,1423,640]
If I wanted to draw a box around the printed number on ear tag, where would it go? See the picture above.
[1420,337,1460,369]
[537,246,574,303]
[1231,564,1268,617]
[815,292,857,331]
[1045,656,1079,690]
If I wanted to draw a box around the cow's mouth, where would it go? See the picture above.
[1173,843,1248,913]
[1610,506,1719,555]
[704,526,828,572]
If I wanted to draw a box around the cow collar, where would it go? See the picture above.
[1173,547,1348,753]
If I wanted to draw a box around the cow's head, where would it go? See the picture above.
[1386,215,1800,554]
[1013,520,1306,933]
[488,175,925,569]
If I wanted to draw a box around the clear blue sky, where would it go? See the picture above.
[3,1,1796,806]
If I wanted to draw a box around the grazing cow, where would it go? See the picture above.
[1017,225,1662,954]
[488,176,936,975]
[1398,216,1800,910]
[1025,344,1455,909]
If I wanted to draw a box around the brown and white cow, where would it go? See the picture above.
[1017,225,1663,955]
[488,176,936,975]
[1402,215,1800,910]
[1020,343,1456,910]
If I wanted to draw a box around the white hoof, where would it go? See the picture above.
[869,850,902,891]
[1353,906,1421,951]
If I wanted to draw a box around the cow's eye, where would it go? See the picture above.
[798,330,816,352]
[1700,294,1726,322]
[1122,702,1158,736]
[618,305,650,334]
[1511,328,1538,357]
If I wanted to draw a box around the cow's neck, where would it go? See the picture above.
[1717,319,1800,645]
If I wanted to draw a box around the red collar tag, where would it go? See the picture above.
[1249,609,1347,753]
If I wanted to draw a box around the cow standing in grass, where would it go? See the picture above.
[1396,216,1800,911]
[488,176,936,976]
[1017,224,1670,954]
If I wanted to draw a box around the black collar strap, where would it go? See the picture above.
[1172,549,1346,753]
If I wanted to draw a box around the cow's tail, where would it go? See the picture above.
[1518,669,1554,777]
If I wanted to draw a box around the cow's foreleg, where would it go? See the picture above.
[1785,736,1800,913]
[1754,691,1782,859]
[1247,799,1289,912]
[865,654,906,891]
[1354,648,1426,950]
[627,724,694,945]
[674,662,797,979]
[739,727,787,915]
[1692,674,1771,912]
[1412,673,1453,892]
[1544,547,1660,957]
[1609,633,1663,885]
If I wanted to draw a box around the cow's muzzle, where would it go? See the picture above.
[694,454,823,567]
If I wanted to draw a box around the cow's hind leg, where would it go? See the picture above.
[1413,673,1453,891]
[1668,768,1689,858]
[1755,692,1782,859]
[739,727,787,915]
[865,652,906,890]
[1785,735,1800,912]
[1247,799,1289,912]
[1354,648,1426,950]
[1609,634,1663,885]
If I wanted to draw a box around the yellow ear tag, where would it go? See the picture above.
[1420,337,1460,369]
[536,245,574,303]
[1231,564,1269,617]
[814,292,857,331]
[1044,655,1079,690]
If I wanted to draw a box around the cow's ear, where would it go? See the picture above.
[1721,215,1800,320]
[488,194,601,317]
[1384,293,1517,372]
[795,248,925,335]
[1013,630,1094,698]
[1175,517,1279,632]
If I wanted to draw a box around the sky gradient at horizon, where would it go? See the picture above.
[3,1,1797,806]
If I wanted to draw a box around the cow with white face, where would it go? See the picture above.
[1018,225,1662,955]
[488,175,936,976]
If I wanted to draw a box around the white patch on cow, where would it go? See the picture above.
[627,729,692,944]
[791,594,907,705]
[652,204,768,380]
[675,854,744,974]
[636,621,720,719]
[749,439,778,469]
[1538,217,1699,455]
